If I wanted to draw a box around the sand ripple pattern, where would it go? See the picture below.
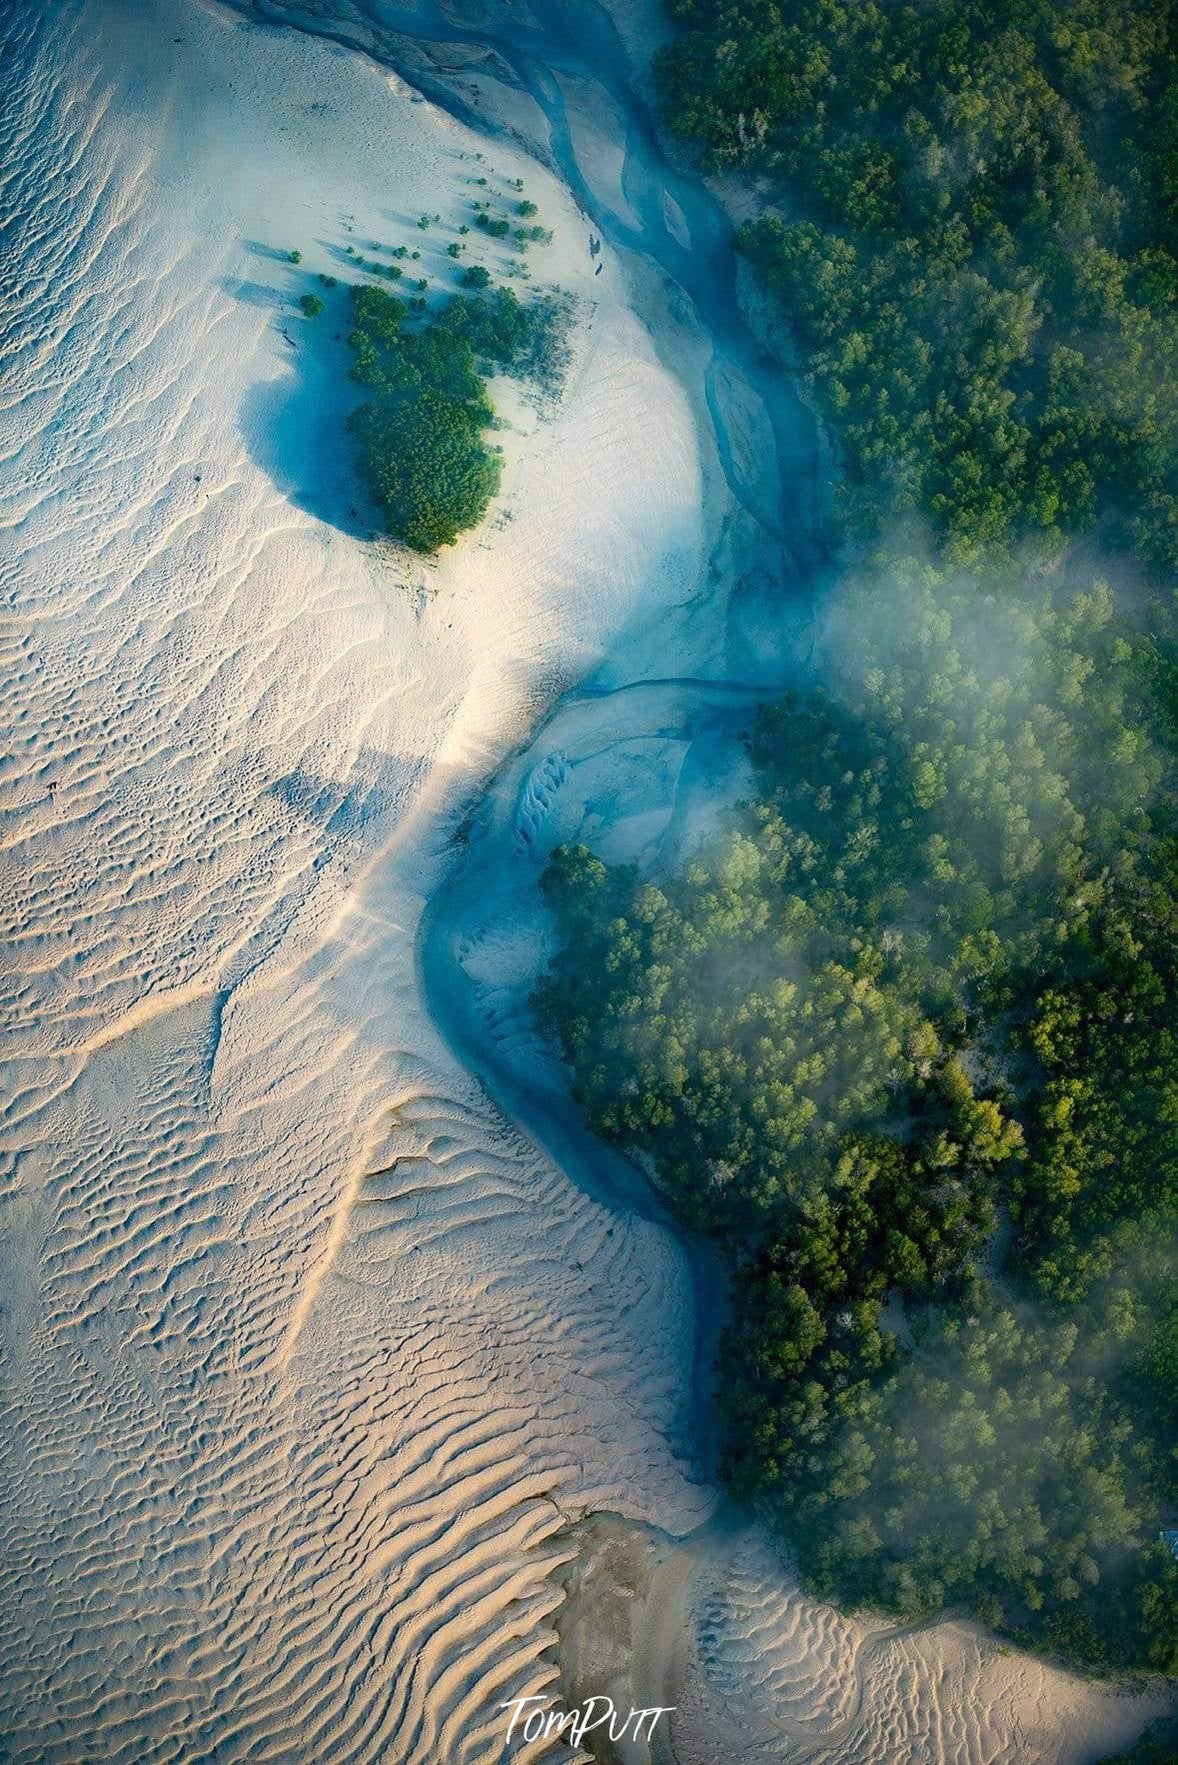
[0,2,708,1758]
[665,1522,1166,1765]
[5,4,1166,1761]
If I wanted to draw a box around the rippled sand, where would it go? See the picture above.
[1,0,1170,1760]
[0,3,709,1757]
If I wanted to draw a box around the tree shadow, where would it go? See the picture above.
[270,754,404,841]
[379,207,434,235]
[219,268,376,539]
[324,240,366,273]
[267,747,423,875]
[226,277,287,311]
[243,238,297,264]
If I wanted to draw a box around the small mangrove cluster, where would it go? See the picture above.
[285,172,569,552]
[345,280,569,552]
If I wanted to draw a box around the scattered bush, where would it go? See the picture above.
[344,279,572,552]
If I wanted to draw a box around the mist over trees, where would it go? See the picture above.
[538,564,1177,1667]
[537,0,1177,1676]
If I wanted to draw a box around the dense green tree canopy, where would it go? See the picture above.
[535,0,1178,1679]
[658,0,1178,567]
[537,561,1177,1670]
[345,282,569,552]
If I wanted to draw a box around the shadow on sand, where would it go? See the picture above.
[243,237,300,264]
[219,265,374,538]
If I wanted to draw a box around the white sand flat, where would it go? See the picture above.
[0,1,1170,1760]
[0,2,708,1759]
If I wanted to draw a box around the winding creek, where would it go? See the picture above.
[248,0,831,559]
[242,0,834,1445]
[3,2,1168,1755]
[237,0,837,1735]
[401,0,835,1476]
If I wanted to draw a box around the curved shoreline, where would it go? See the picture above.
[224,0,832,558]
[6,4,1168,1758]
[223,0,834,1487]
[0,5,716,1758]
[207,9,1172,1763]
